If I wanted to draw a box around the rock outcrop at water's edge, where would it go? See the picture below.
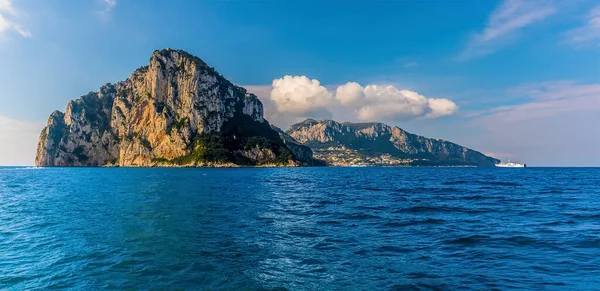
[35,49,300,167]
[286,119,500,167]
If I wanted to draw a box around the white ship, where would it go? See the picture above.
[495,161,526,168]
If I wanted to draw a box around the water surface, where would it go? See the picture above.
[1,167,599,290]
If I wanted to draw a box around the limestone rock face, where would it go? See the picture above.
[287,119,499,167]
[35,49,298,167]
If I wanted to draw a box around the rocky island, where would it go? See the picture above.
[35,49,305,167]
[286,119,499,167]
[36,49,498,167]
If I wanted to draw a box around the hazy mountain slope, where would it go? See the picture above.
[287,119,499,166]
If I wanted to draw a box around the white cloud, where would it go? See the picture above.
[337,82,458,121]
[564,5,600,45]
[404,62,418,68]
[103,0,117,11]
[0,0,16,15]
[248,78,459,128]
[98,0,117,18]
[0,0,30,38]
[0,115,43,166]
[270,75,333,115]
[458,0,555,60]
[426,98,460,119]
[335,81,364,105]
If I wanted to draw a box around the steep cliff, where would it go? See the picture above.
[35,49,298,167]
[287,119,499,166]
[270,125,317,166]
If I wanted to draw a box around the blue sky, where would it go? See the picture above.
[1,0,599,166]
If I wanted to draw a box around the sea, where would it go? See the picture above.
[0,167,599,290]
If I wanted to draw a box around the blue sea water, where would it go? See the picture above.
[0,167,599,290]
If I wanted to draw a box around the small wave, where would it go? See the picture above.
[395,187,436,193]
[317,199,339,205]
[461,195,488,200]
[573,237,600,249]
[353,249,369,255]
[393,206,492,214]
[442,180,469,185]
[382,218,445,227]
[570,213,600,219]
[393,206,451,213]
[377,245,412,253]
[407,272,442,279]
[476,181,522,187]
[518,210,540,215]
[390,284,420,291]
[363,187,384,191]
[15,167,44,170]
[446,234,489,245]
[501,235,539,246]
[354,205,388,211]
[316,220,342,225]
[300,258,323,265]
[288,231,319,238]
[341,212,381,220]
[313,242,339,251]
[539,189,564,194]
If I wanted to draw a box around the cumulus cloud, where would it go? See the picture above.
[336,82,458,121]
[247,77,458,128]
[0,0,31,38]
[270,75,333,115]
[458,0,555,60]
[335,82,364,105]
[564,5,600,46]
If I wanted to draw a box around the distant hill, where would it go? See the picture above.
[287,119,499,167]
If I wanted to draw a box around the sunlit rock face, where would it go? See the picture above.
[36,49,298,167]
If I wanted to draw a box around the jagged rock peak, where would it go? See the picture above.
[35,49,299,167]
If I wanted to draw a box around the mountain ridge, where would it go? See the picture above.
[286,119,499,166]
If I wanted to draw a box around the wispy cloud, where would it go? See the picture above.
[564,4,600,46]
[469,80,600,166]
[0,0,31,38]
[458,0,556,60]
[98,0,117,18]
[102,0,117,12]
[473,80,600,125]
[404,62,418,68]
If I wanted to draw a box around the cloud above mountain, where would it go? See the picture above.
[270,75,333,115]
[336,82,458,121]
[247,76,458,128]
